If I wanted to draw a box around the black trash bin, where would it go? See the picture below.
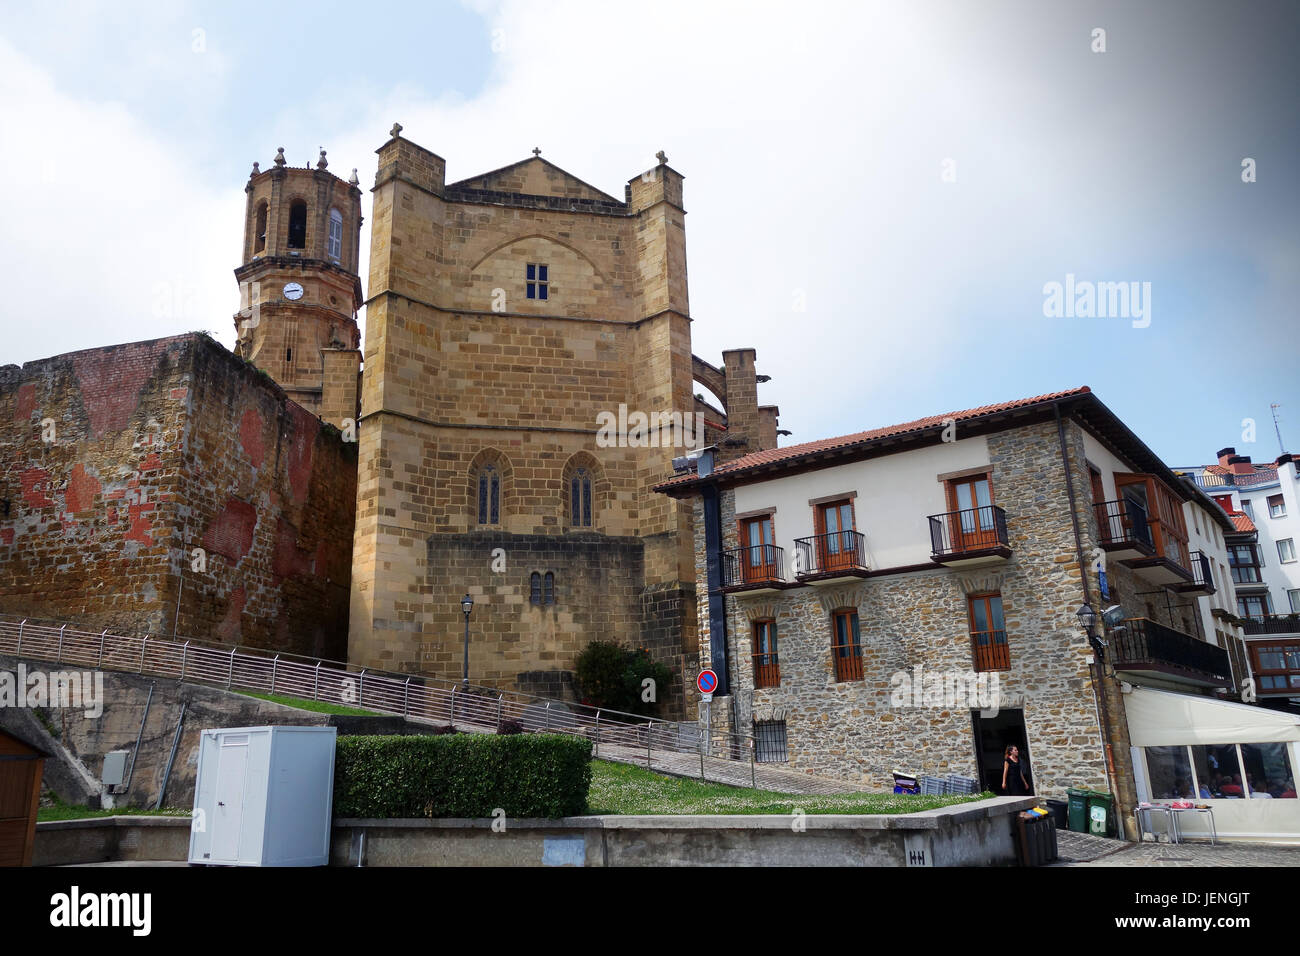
[1044,798,1068,830]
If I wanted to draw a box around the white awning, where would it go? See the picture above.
[1124,687,1300,746]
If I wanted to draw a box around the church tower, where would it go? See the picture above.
[233,147,364,426]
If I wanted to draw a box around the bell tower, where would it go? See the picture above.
[233,146,364,426]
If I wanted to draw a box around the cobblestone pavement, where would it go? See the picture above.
[1054,830,1300,866]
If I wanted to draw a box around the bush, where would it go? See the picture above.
[575,640,674,717]
[333,733,592,818]
[496,719,525,735]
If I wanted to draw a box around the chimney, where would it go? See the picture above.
[1228,455,1254,476]
[1216,446,1236,467]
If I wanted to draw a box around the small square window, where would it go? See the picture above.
[526,262,549,301]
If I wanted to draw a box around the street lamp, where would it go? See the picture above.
[460,593,474,689]
[1075,603,1097,631]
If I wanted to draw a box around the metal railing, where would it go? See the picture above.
[928,506,1009,558]
[794,531,867,577]
[1241,614,1300,636]
[752,652,780,689]
[0,615,768,786]
[1184,550,1215,592]
[1093,499,1153,551]
[970,629,1010,672]
[1112,617,1232,685]
[831,642,863,682]
[721,544,787,589]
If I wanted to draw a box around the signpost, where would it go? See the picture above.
[697,669,718,758]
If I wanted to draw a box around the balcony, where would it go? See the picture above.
[928,505,1011,568]
[970,629,1010,672]
[1093,499,1155,560]
[1173,550,1216,596]
[1111,617,1232,688]
[720,545,795,594]
[1241,614,1300,637]
[794,531,870,584]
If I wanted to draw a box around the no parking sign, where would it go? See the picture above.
[696,668,718,699]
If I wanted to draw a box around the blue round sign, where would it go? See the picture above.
[697,669,718,694]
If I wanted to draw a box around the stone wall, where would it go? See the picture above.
[349,138,704,710]
[706,418,1117,798]
[0,334,357,660]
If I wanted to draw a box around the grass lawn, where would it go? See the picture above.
[587,759,993,815]
[38,804,190,822]
[233,689,380,716]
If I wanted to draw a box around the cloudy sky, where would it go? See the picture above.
[2,0,1295,465]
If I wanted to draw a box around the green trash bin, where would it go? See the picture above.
[1066,787,1090,833]
[1086,790,1115,837]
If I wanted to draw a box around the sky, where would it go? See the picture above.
[1,0,1296,466]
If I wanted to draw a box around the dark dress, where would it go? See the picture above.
[1003,757,1029,795]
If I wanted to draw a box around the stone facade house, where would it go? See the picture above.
[655,386,1289,839]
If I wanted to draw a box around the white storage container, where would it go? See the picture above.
[189,726,337,867]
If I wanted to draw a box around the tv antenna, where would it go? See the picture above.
[1272,404,1286,456]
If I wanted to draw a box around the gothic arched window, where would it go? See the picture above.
[570,469,592,527]
[288,200,308,250]
[477,465,500,525]
[253,202,268,254]
[327,208,343,261]
[543,572,555,605]
[530,572,542,605]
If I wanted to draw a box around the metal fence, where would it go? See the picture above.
[0,616,763,785]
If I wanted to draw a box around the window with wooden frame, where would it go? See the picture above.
[1229,543,1262,584]
[967,592,1010,672]
[1268,494,1287,519]
[831,608,863,682]
[1237,593,1272,621]
[752,619,780,688]
[943,471,999,551]
[1114,473,1189,568]
[813,498,858,572]
[738,514,777,584]
[1088,465,1106,506]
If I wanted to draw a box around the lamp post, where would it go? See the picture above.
[461,593,474,690]
[1076,602,1124,661]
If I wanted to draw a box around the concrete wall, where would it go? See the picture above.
[33,796,1036,867]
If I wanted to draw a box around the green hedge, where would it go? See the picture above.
[333,733,593,819]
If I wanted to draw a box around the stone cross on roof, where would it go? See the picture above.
[656,150,667,164]
[390,122,403,138]
[532,147,542,157]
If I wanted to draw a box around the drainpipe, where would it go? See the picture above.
[699,450,730,697]
[1054,405,1121,808]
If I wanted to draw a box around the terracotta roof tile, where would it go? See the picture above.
[1228,511,1257,533]
[656,386,1091,491]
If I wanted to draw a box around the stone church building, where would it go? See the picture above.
[0,127,779,714]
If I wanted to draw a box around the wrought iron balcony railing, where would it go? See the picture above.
[1093,499,1154,551]
[970,629,1010,672]
[721,544,788,590]
[1241,614,1300,636]
[928,505,1010,559]
[794,530,868,577]
[1112,617,1232,686]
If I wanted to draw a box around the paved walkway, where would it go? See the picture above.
[1053,829,1300,866]
[597,741,873,794]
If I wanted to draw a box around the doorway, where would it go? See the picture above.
[971,708,1033,795]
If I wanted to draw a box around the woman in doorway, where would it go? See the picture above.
[1002,744,1030,795]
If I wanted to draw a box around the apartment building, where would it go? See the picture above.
[657,387,1300,841]
[1175,448,1300,706]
